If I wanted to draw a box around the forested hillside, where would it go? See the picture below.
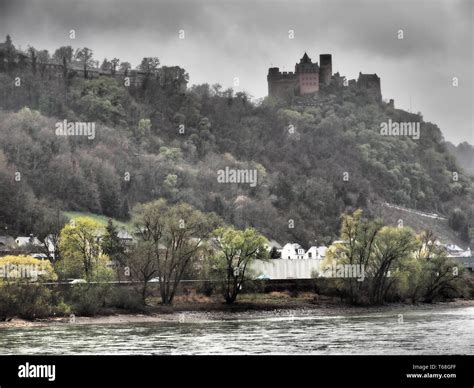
[446,142,474,177]
[0,37,472,246]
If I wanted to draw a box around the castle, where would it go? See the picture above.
[1,36,383,103]
[0,36,186,90]
[268,52,382,102]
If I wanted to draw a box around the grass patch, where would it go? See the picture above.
[63,211,133,231]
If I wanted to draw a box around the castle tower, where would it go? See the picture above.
[267,67,298,98]
[319,54,332,86]
[357,72,382,102]
[295,52,319,95]
[267,67,280,96]
[267,52,335,98]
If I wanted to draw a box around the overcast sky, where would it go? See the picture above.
[0,0,472,144]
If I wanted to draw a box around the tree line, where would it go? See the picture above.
[320,210,470,305]
[0,204,471,321]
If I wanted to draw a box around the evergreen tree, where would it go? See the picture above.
[101,219,126,265]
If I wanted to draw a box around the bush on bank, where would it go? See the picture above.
[0,256,69,320]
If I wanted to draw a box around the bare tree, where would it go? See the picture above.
[111,58,120,75]
[127,241,160,303]
[132,200,219,305]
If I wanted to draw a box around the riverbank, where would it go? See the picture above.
[1,293,473,328]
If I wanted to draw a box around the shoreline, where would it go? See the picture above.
[1,298,473,329]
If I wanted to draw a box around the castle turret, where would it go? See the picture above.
[268,67,280,77]
[267,52,336,98]
[295,52,319,95]
[319,54,332,86]
[267,67,298,98]
[357,72,381,102]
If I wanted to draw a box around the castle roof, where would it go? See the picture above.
[300,52,312,64]
[358,72,379,80]
[295,52,319,73]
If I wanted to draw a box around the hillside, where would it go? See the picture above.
[63,211,133,232]
[372,202,467,248]
[0,37,472,247]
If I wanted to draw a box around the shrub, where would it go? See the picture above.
[66,284,111,316]
[0,283,17,321]
[12,284,54,319]
[288,286,299,298]
[197,281,214,297]
[0,259,66,320]
[0,282,70,320]
[109,287,145,312]
[241,280,265,294]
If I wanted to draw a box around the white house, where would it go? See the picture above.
[252,243,328,278]
[305,245,327,260]
[445,244,471,258]
[280,243,305,260]
[15,236,41,247]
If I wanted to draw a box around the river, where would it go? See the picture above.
[0,307,472,355]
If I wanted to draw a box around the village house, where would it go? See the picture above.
[15,236,42,247]
[15,235,55,259]
[279,243,328,260]
[280,243,305,260]
[96,229,135,247]
[305,245,327,260]
[445,244,471,258]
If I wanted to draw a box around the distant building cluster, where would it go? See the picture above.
[0,231,133,261]
[267,241,328,261]
[258,239,473,279]
[266,239,472,261]
[1,232,472,282]
[267,52,382,102]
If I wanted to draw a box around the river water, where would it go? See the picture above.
[0,307,472,355]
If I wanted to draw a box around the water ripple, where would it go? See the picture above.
[0,307,472,355]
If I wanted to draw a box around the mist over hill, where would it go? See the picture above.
[445,142,474,177]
